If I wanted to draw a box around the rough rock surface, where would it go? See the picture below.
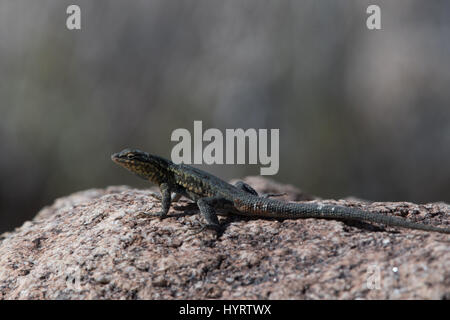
[0,177,449,300]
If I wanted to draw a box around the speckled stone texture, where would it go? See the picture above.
[0,178,449,299]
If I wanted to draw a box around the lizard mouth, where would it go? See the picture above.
[111,153,120,163]
[111,153,129,165]
[111,153,138,169]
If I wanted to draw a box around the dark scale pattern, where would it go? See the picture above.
[233,196,449,233]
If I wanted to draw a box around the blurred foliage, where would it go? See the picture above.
[1,0,449,232]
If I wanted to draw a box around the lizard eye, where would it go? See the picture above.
[127,153,135,160]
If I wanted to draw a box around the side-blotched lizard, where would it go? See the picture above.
[112,149,450,235]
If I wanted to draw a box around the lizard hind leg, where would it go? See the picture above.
[234,181,259,196]
[195,197,224,235]
[235,181,286,199]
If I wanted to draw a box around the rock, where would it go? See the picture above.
[0,178,448,299]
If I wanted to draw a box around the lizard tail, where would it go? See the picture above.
[233,197,450,234]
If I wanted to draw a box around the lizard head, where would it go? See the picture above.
[111,149,170,184]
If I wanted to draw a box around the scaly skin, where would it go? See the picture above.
[111,149,450,234]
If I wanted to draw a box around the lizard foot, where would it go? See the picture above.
[147,191,162,200]
[189,223,223,237]
[138,211,167,219]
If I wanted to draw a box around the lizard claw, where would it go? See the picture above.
[189,223,223,237]
[138,211,167,219]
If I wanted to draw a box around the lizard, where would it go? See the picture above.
[111,148,450,235]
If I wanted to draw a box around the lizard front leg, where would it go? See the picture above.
[143,182,172,218]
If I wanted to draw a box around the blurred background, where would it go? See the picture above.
[1,0,449,233]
